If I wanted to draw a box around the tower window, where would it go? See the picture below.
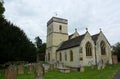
[59,25,62,31]
[86,42,92,56]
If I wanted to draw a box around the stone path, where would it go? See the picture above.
[113,69,120,79]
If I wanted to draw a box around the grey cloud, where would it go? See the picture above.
[4,0,120,45]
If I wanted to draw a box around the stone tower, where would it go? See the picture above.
[46,17,68,63]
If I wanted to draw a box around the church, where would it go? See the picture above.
[45,17,112,67]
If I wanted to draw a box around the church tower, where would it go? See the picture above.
[46,17,68,63]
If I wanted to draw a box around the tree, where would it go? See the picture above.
[112,42,120,61]
[34,36,46,61]
[0,1,5,17]
[35,36,42,48]
[0,2,37,64]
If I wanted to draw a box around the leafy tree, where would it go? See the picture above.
[0,2,37,64]
[35,36,42,48]
[35,36,46,61]
[112,42,120,61]
[0,1,5,17]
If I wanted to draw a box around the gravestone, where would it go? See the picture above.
[80,66,84,72]
[5,65,17,79]
[18,65,24,74]
[88,61,94,70]
[50,64,54,72]
[28,64,34,73]
[102,63,105,69]
[35,63,44,79]
[97,59,103,70]
[112,55,118,64]
[58,62,64,68]
[43,64,49,72]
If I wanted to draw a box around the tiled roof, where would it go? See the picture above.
[91,33,100,44]
[69,34,74,39]
[57,34,85,51]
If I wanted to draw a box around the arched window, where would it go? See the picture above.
[70,50,73,61]
[65,52,67,61]
[100,41,106,55]
[60,52,62,61]
[48,53,50,61]
[86,42,92,56]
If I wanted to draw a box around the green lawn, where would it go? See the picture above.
[45,64,120,79]
[0,63,120,79]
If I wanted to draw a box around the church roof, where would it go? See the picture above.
[91,33,100,45]
[69,34,74,39]
[57,34,85,51]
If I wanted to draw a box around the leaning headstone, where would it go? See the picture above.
[50,64,54,72]
[35,63,44,79]
[5,65,17,79]
[18,65,24,74]
[80,66,84,72]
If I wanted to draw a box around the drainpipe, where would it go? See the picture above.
[95,44,97,65]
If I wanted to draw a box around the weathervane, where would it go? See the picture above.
[54,12,58,17]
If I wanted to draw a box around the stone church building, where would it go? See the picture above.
[46,17,112,67]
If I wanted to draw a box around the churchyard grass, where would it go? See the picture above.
[45,64,120,79]
[0,69,5,79]
[17,67,35,79]
[0,63,120,79]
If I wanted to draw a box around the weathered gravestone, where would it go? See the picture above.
[97,59,104,70]
[5,65,17,79]
[88,61,94,70]
[28,64,34,74]
[43,64,49,72]
[58,62,64,68]
[80,66,85,72]
[112,55,118,64]
[50,64,54,72]
[18,65,24,74]
[102,63,105,69]
[35,63,44,79]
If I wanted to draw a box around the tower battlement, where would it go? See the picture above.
[47,17,68,26]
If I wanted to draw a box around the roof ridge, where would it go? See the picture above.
[57,33,86,51]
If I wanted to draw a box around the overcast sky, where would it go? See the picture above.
[3,0,120,45]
